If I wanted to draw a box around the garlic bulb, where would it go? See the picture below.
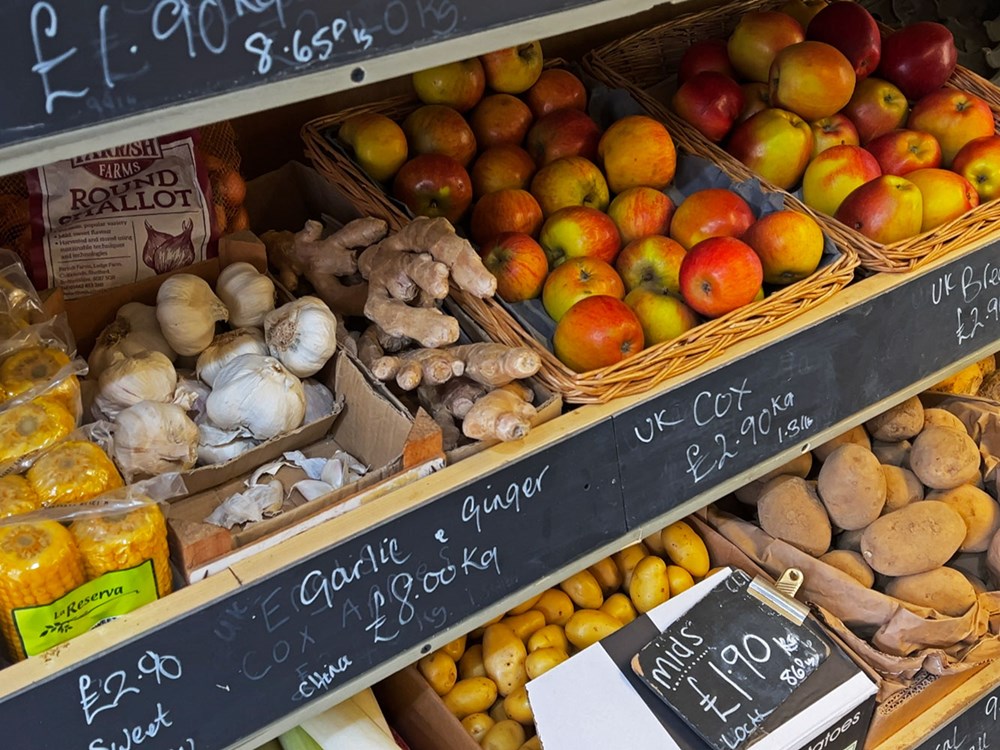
[206,354,305,440]
[303,379,336,422]
[88,303,177,378]
[93,350,177,421]
[156,274,229,356]
[112,401,198,481]
[196,328,267,386]
[216,262,276,328]
[264,296,338,378]
[173,372,211,421]
[197,421,258,465]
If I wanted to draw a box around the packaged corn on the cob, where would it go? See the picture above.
[0,474,183,661]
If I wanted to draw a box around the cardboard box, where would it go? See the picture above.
[165,350,444,582]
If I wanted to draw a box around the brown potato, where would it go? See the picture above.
[923,408,967,433]
[860,501,966,575]
[734,474,796,505]
[931,362,985,395]
[884,567,977,616]
[757,477,831,556]
[881,465,924,512]
[927,484,1000,553]
[817,444,886,530]
[953,568,989,594]
[820,550,875,587]
[866,396,924,441]
[988,529,1000,589]
[909,426,981,490]
[872,440,911,467]
[813,424,871,461]
[758,452,813,483]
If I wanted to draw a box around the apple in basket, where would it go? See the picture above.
[615,235,687,295]
[470,145,537,197]
[809,113,860,158]
[338,112,409,183]
[727,107,814,190]
[411,58,486,112]
[625,287,700,346]
[727,11,804,83]
[877,21,957,101]
[834,175,923,243]
[542,257,626,322]
[805,1,882,81]
[392,154,473,224]
[468,94,534,149]
[741,210,825,285]
[841,77,909,145]
[525,108,603,167]
[552,295,645,372]
[530,156,610,217]
[538,205,622,267]
[607,187,675,245]
[768,41,856,122]
[679,236,763,318]
[525,68,588,118]
[480,41,544,94]
[678,39,736,83]
[865,130,942,177]
[952,135,1000,202]
[469,189,544,245]
[801,144,882,217]
[671,71,746,143]
[481,232,550,303]
[907,89,995,168]
[904,169,979,232]
[402,104,477,167]
[669,188,756,250]
[597,115,677,193]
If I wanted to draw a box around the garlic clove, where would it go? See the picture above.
[264,296,338,378]
[303,378,337,422]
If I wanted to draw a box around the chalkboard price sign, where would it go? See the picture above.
[0,420,625,749]
[3,0,597,149]
[632,570,829,750]
[915,683,1000,750]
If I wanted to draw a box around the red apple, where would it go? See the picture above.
[530,156,610,216]
[678,39,736,83]
[468,94,534,149]
[607,187,675,245]
[525,68,588,118]
[469,189,544,245]
[552,295,644,372]
[865,129,942,176]
[679,237,764,318]
[615,235,687,294]
[625,287,700,345]
[481,232,549,302]
[810,113,860,157]
[739,82,771,122]
[801,144,882,216]
[402,104,477,167]
[904,168,980,232]
[392,154,473,223]
[539,205,622,267]
[525,109,602,166]
[877,22,958,101]
[953,135,1000,202]
[671,71,745,142]
[598,115,677,193]
[769,41,856,121]
[727,108,814,189]
[670,188,756,249]
[834,175,923,243]
[908,89,996,167]
[727,11,805,83]
[741,210,825,284]
[470,145,537,197]
[411,58,486,112]
[806,2,881,81]
[841,77,909,145]
[543,257,626,321]
[480,41,544,94]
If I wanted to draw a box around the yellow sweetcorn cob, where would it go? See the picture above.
[0,398,76,465]
[27,440,124,507]
[0,347,81,418]
[70,504,172,598]
[0,475,40,519]
[0,521,86,661]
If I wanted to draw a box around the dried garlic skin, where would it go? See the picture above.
[264,296,338,378]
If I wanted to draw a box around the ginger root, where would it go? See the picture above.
[449,343,541,387]
[365,341,540,392]
[357,217,497,347]
[263,217,388,317]
[462,387,537,442]
[440,377,489,420]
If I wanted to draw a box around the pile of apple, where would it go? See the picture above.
[669,0,1000,244]
[337,42,828,374]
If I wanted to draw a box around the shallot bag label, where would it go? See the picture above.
[12,560,158,657]
[27,132,213,299]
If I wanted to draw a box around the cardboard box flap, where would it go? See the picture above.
[245,161,364,235]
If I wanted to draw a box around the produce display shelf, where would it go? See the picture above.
[1,227,998,750]
[0,0,668,177]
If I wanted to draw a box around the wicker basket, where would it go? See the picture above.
[584,0,1000,274]
[301,65,859,404]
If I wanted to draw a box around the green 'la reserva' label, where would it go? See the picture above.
[13,559,159,657]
